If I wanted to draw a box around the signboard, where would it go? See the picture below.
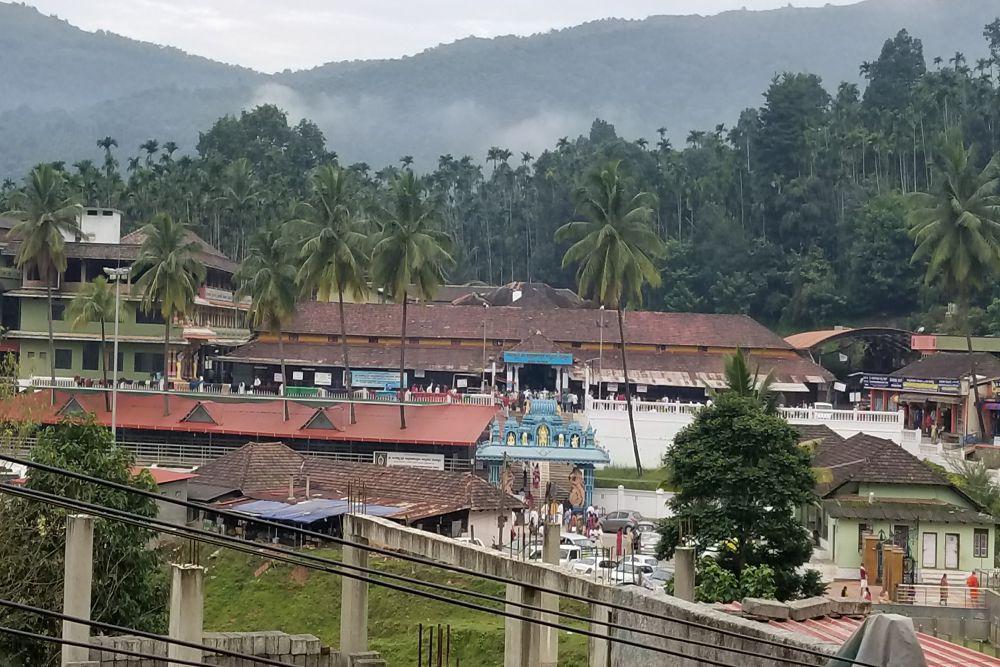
[636,384,648,393]
[313,371,333,386]
[456,378,468,388]
[352,370,406,389]
[861,374,961,394]
[606,383,619,392]
[502,351,573,366]
[415,369,426,378]
[833,381,846,392]
[373,451,445,471]
[273,372,284,383]
[292,371,304,381]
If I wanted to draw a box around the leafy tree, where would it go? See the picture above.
[755,73,830,182]
[66,275,119,410]
[132,213,206,415]
[5,165,82,402]
[371,171,454,429]
[656,393,817,600]
[0,418,167,665]
[290,165,369,424]
[908,135,1000,437]
[556,159,666,475]
[235,225,297,420]
[861,30,927,117]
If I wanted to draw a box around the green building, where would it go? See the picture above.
[0,208,250,384]
[799,425,995,583]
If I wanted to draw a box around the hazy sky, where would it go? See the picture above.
[21,0,861,73]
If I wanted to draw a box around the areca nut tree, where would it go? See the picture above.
[371,170,454,429]
[555,159,666,475]
[236,225,298,421]
[908,135,1000,438]
[288,164,369,424]
[132,213,205,416]
[5,164,83,403]
[67,275,120,410]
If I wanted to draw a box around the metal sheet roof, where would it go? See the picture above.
[231,498,401,523]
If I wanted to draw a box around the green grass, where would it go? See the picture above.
[594,465,674,491]
[201,546,589,666]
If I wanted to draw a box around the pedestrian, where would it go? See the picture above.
[967,571,980,606]
[862,587,872,602]
[840,586,848,597]
[631,527,641,555]
[859,563,868,590]
[939,573,949,606]
[570,392,578,412]
[616,527,623,558]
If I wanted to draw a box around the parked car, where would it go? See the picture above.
[635,521,660,555]
[643,568,673,591]
[527,545,583,566]
[560,532,600,549]
[569,556,617,577]
[618,554,659,570]
[454,536,485,548]
[610,562,654,585]
[601,510,643,533]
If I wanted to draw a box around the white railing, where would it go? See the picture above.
[28,376,78,389]
[893,583,986,609]
[779,407,903,425]
[587,398,702,416]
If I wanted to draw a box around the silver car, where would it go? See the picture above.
[635,520,660,555]
[601,510,642,533]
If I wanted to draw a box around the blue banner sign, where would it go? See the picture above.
[351,370,407,389]
[503,351,574,366]
[862,374,961,394]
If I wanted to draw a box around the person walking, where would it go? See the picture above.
[940,573,949,606]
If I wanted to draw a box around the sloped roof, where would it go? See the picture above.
[195,441,523,513]
[823,497,993,524]
[891,352,1000,380]
[451,282,591,309]
[120,228,237,273]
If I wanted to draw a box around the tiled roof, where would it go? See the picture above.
[0,391,498,448]
[823,497,993,524]
[792,424,844,448]
[195,441,524,513]
[280,301,796,349]
[891,352,1000,380]
[130,466,198,485]
[451,282,591,309]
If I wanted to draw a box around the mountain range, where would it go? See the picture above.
[0,0,996,178]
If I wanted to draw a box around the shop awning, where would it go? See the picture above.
[770,382,810,393]
[898,393,963,405]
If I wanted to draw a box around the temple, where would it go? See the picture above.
[477,398,610,508]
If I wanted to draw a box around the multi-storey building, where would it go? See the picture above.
[0,208,250,383]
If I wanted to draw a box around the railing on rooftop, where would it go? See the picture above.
[1,438,473,472]
[892,583,986,609]
[587,398,702,415]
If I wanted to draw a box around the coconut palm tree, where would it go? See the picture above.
[371,170,454,429]
[5,164,83,403]
[67,276,119,410]
[555,160,666,475]
[288,165,369,423]
[908,134,1000,438]
[132,213,205,416]
[719,348,777,413]
[236,225,297,420]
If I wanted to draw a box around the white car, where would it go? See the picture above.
[569,556,616,577]
[560,532,600,549]
[618,554,659,570]
[454,536,485,548]
[635,521,659,555]
[527,545,582,566]
[610,563,655,585]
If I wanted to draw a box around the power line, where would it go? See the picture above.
[0,483,743,667]
[0,481,828,667]
[0,624,210,667]
[0,598,290,667]
[0,453,870,667]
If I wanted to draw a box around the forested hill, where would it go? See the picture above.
[0,0,995,177]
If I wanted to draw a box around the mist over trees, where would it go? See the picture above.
[3,20,1000,334]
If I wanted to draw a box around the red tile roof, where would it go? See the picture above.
[282,301,795,349]
[1,391,498,448]
[130,466,198,485]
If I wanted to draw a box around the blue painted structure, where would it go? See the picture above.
[477,399,609,507]
[502,351,574,366]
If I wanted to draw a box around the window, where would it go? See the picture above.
[51,303,65,321]
[857,523,872,551]
[26,351,34,359]
[571,342,582,348]
[922,533,938,568]
[974,529,990,559]
[368,337,379,344]
[945,533,960,569]
[54,349,72,370]
[134,352,164,374]
[82,342,100,371]
[135,309,165,325]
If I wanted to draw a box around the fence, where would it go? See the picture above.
[894,583,986,609]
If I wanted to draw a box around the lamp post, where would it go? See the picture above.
[482,303,490,392]
[103,266,131,442]
[598,306,605,399]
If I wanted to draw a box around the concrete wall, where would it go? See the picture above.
[347,514,839,666]
[154,480,190,527]
[17,338,165,381]
[875,603,989,641]
[467,509,506,547]
[592,486,674,519]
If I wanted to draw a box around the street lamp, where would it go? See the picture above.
[482,303,490,392]
[104,266,131,442]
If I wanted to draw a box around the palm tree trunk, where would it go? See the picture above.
[101,319,110,412]
[277,328,289,421]
[339,287,356,424]
[162,314,171,416]
[46,283,55,405]
[399,293,408,430]
[617,305,643,476]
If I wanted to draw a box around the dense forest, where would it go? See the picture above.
[0,0,995,176]
[2,23,1000,333]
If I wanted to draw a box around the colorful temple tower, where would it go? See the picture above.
[477,399,609,508]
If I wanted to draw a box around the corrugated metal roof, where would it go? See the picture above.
[231,498,400,523]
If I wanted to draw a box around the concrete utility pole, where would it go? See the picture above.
[673,546,696,602]
[61,515,94,667]
[539,521,561,666]
[167,564,204,667]
[340,515,370,656]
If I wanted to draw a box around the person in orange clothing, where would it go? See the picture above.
[967,571,980,605]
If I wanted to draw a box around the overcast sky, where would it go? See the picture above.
[23,0,861,73]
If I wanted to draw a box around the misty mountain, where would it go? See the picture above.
[0,0,995,178]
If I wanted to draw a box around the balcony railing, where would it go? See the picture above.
[892,583,986,609]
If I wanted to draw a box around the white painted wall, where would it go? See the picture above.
[583,398,906,468]
[592,486,675,519]
[63,208,122,243]
[466,509,506,547]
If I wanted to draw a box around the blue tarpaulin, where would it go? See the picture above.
[232,498,401,523]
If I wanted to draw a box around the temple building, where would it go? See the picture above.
[476,398,610,508]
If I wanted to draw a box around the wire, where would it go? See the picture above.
[0,624,210,667]
[0,483,742,667]
[0,598,290,667]
[0,453,872,667]
[0,482,823,667]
